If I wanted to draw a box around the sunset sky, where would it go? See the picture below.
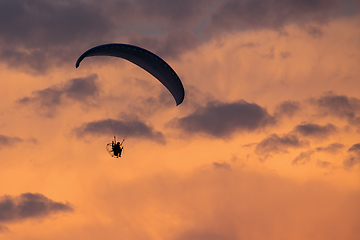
[1,0,360,239]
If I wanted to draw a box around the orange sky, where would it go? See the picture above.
[0,1,360,239]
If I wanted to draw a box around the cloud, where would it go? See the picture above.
[292,142,345,165]
[316,142,344,154]
[1,0,351,73]
[317,160,331,168]
[314,92,360,128]
[255,133,307,156]
[0,193,73,228]
[0,135,23,150]
[0,0,213,72]
[294,123,337,138]
[304,25,324,38]
[0,0,115,72]
[280,51,291,59]
[344,143,360,169]
[128,29,201,59]
[74,118,165,144]
[213,162,231,170]
[207,0,339,34]
[292,150,316,165]
[173,100,275,138]
[18,75,99,117]
[273,100,301,119]
[348,143,360,153]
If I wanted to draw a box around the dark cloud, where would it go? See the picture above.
[208,0,339,34]
[0,193,73,226]
[315,93,360,128]
[18,75,99,117]
[343,156,360,169]
[317,160,331,168]
[294,123,337,138]
[173,100,275,138]
[344,143,360,169]
[274,101,301,118]
[0,0,115,72]
[304,25,324,38]
[280,51,291,59]
[1,0,350,73]
[292,150,315,165]
[128,29,201,59]
[213,162,231,170]
[74,118,165,144]
[293,142,344,165]
[0,135,23,150]
[348,143,360,153]
[134,0,214,27]
[256,133,307,156]
[0,0,214,72]
[316,142,344,153]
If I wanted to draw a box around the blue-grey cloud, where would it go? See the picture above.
[256,133,308,156]
[0,0,212,72]
[274,101,301,119]
[316,142,344,153]
[74,118,165,144]
[213,162,231,170]
[292,150,316,165]
[0,135,23,150]
[294,123,337,138]
[173,100,275,138]
[0,0,115,72]
[0,193,73,229]
[315,93,360,128]
[1,0,353,73]
[293,143,346,166]
[18,75,99,117]
[344,143,360,169]
[317,160,331,168]
[207,0,340,35]
[348,143,360,153]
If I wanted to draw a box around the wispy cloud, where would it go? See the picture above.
[213,162,231,170]
[273,100,301,119]
[255,133,307,156]
[0,135,23,150]
[344,143,360,169]
[18,75,99,117]
[293,143,345,165]
[316,142,344,153]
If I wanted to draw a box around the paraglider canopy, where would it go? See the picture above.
[76,43,185,105]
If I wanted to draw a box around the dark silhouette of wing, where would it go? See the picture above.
[76,43,184,105]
